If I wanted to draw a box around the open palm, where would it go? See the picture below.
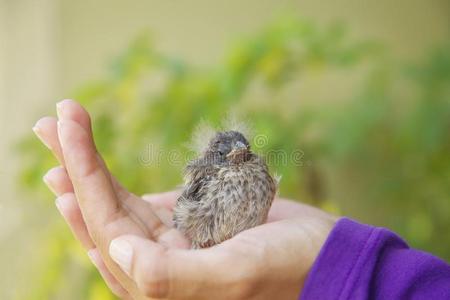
[34,100,335,299]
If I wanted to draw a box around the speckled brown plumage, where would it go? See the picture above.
[173,131,277,249]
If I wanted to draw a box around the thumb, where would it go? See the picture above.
[109,235,237,299]
[109,235,169,298]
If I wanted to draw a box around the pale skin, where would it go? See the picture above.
[33,99,337,300]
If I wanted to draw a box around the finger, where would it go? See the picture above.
[43,167,151,298]
[34,113,130,200]
[121,193,177,238]
[140,192,177,227]
[141,191,180,227]
[109,235,239,299]
[56,99,93,135]
[56,101,187,299]
[35,112,156,235]
[149,206,174,229]
[42,162,182,257]
[142,190,180,211]
[57,118,123,233]
[33,117,65,165]
[55,100,134,204]
[56,101,174,241]
[42,163,177,243]
[88,248,130,299]
[41,162,176,245]
[56,104,166,299]
[55,193,95,249]
[44,167,176,252]
[34,114,128,210]
[33,98,94,164]
[43,166,73,196]
[33,101,140,228]
[35,119,164,240]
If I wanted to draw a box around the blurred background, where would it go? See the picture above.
[0,0,449,299]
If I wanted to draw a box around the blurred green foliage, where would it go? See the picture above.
[18,17,449,299]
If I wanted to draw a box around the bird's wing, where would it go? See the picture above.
[178,159,216,203]
[174,162,215,229]
[181,176,204,202]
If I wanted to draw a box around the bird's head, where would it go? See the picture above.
[206,131,251,165]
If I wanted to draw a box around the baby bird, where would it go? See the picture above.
[173,130,277,249]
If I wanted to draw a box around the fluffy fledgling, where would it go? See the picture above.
[174,130,277,249]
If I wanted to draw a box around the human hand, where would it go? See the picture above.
[34,100,336,299]
[33,100,189,299]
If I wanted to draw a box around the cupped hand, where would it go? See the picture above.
[34,100,336,300]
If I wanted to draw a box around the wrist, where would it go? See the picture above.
[240,216,336,299]
[291,217,336,295]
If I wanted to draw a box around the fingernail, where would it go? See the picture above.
[43,167,64,195]
[55,193,75,219]
[56,99,73,119]
[109,239,133,276]
[32,125,51,149]
[87,248,100,268]
[56,120,65,143]
[43,173,57,195]
[57,120,65,134]
[56,100,64,118]
[55,196,63,213]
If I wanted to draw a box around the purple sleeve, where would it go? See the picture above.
[300,218,450,300]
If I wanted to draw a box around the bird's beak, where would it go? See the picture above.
[227,141,248,158]
[233,141,247,151]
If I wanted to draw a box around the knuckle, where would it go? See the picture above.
[138,274,169,299]
[136,248,170,299]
